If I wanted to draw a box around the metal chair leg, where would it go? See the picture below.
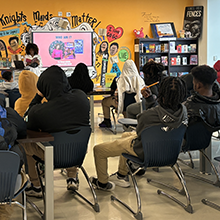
[202,199,220,211]
[184,149,220,187]
[111,162,143,220]
[22,191,27,220]
[72,166,100,212]
[148,163,193,213]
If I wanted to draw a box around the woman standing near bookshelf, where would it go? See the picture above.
[126,60,166,119]
[24,43,42,77]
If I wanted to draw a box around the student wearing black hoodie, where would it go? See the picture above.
[90,77,187,191]
[23,65,90,197]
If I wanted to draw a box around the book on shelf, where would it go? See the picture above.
[182,45,188,53]
[182,57,187,65]
[177,45,182,53]
[170,72,178,77]
[176,56,181,65]
[149,44,155,52]
[155,57,161,63]
[178,72,189,77]
[190,44,197,53]
[161,43,169,52]
[170,41,176,52]
[155,44,161,53]
[190,55,198,65]
[171,57,177,65]
[145,44,149,53]
[161,56,168,66]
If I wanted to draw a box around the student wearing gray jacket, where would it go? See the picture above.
[90,76,188,191]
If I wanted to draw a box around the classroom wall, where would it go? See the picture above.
[0,0,193,86]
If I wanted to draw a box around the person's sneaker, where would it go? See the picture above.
[109,172,130,187]
[89,176,115,191]
[25,183,42,198]
[99,120,112,128]
[67,177,79,191]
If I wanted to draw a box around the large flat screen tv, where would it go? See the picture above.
[31,31,93,68]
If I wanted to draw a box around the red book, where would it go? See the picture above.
[171,57,176,65]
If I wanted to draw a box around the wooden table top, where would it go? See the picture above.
[17,130,54,143]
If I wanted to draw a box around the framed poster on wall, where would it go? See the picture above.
[150,22,177,38]
[183,6,203,38]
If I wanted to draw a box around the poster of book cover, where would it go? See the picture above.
[183,6,203,38]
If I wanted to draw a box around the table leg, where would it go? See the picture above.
[37,142,54,220]
[200,142,212,174]
[90,95,94,133]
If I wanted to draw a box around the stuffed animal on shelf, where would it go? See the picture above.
[133,27,144,38]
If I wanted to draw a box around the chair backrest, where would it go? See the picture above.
[50,126,91,169]
[123,92,136,111]
[141,124,186,168]
[182,120,213,152]
[0,151,20,204]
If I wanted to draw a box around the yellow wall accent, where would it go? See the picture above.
[0,0,193,99]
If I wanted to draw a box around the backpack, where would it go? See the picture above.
[0,106,28,173]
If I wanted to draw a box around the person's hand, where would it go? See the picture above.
[37,90,44,98]
[141,86,152,98]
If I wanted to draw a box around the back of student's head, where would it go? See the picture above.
[158,76,186,111]
[2,71,12,82]
[143,60,165,83]
[191,65,217,87]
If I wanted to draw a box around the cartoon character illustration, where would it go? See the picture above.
[7,36,23,54]
[97,41,109,56]
[0,40,8,58]
[110,42,119,56]
[133,27,144,38]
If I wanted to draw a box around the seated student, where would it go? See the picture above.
[22,65,90,197]
[14,70,39,117]
[0,71,19,90]
[184,65,220,127]
[68,62,94,94]
[99,59,145,128]
[0,71,20,109]
[126,60,166,119]
[90,76,187,191]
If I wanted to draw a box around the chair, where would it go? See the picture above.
[111,124,192,220]
[202,156,220,211]
[28,126,99,219]
[0,151,29,220]
[110,92,136,134]
[178,119,220,187]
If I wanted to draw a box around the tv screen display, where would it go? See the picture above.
[32,31,93,68]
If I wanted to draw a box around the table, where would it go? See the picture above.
[17,130,54,220]
[88,87,112,132]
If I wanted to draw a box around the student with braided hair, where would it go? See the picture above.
[126,60,167,119]
[89,76,188,191]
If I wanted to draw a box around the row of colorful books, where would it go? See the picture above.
[170,72,189,77]
[140,56,168,66]
[140,55,197,66]
[170,42,197,53]
[140,43,169,53]
[139,42,197,53]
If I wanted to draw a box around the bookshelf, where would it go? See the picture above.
[134,38,198,77]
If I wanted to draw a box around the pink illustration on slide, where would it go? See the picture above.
[106,25,123,43]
